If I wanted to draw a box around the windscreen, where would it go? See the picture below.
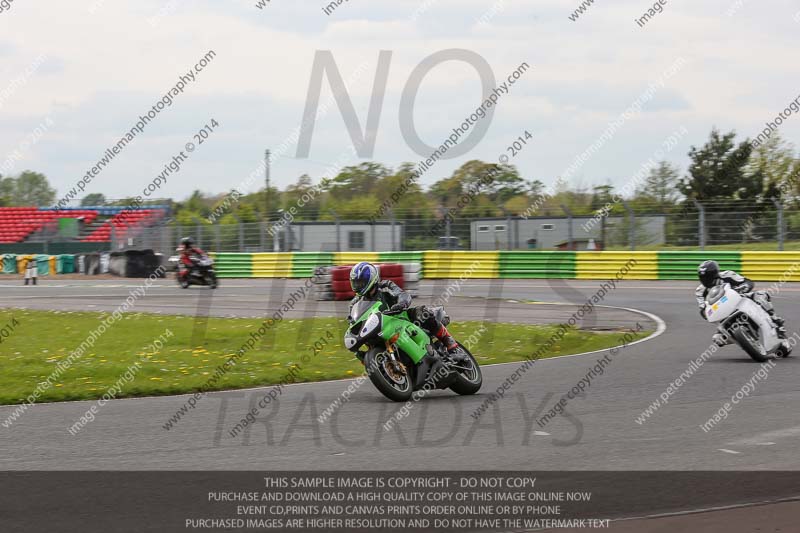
[350,298,381,322]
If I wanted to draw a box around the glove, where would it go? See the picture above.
[699,306,706,319]
[387,303,405,314]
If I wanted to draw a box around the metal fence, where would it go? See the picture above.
[96,200,798,256]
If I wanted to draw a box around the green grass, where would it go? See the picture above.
[0,309,651,405]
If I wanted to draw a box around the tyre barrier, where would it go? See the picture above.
[0,254,79,276]
[107,250,165,278]
[310,263,418,301]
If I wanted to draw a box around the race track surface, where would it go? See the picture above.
[1,277,799,523]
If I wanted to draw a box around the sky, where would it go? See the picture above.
[1,0,799,204]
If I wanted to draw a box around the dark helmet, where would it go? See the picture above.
[181,237,194,248]
[350,261,379,296]
[698,260,720,288]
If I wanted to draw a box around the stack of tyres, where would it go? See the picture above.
[401,262,421,298]
[380,263,405,290]
[330,263,405,301]
[330,265,354,301]
[311,266,334,301]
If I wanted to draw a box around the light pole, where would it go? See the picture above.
[265,149,270,222]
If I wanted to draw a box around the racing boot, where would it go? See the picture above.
[712,333,732,347]
[769,312,787,339]
[435,325,460,353]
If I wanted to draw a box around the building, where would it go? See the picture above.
[273,221,404,252]
[470,215,666,250]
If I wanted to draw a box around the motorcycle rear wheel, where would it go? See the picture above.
[449,345,482,395]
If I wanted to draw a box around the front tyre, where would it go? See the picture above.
[207,272,218,289]
[731,324,769,363]
[364,347,413,402]
[449,345,482,395]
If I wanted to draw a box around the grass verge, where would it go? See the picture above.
[0,309,651,405]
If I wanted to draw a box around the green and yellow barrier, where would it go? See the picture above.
[499,251,576,278]
[211,252,253,278]
[423,251,499,279]
[252,252,293,277]
[576,251,658,280]
[292,252,334,278]
[334,252,379,265]
[741,251,800,282]
[207,250,800,282]
[657,251,741,280]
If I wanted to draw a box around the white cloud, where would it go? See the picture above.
[0,0,797,199]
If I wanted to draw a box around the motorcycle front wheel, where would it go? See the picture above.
[731,324,769,363]
[364,347,413,402]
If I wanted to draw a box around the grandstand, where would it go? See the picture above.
[0,206,166,244]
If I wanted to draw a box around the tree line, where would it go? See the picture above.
[2,127,798,246]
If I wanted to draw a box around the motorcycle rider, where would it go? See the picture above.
[348,261,461,354]
[178,237,206,276]
[696,260,786,347]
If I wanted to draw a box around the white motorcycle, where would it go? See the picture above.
[704,284,790,362]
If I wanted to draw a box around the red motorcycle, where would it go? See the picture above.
[177,253,218,289]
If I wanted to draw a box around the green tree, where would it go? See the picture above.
[745,133,795,200]
[326,162,390,200]
[589,184,615,211]
[638,161,681,206]
[678,128,755,201]
[527,179,546,198]
[282,174,324,220]
[0,177,14,205]
[4,171,57,206]
[81,193,106,206]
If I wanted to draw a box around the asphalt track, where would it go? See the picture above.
[2,277,800,529]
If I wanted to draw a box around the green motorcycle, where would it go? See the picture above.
[344,298,482,402]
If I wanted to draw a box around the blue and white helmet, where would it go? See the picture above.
[350,262,379,296]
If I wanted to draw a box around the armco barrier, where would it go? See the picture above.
[211,252,252,278]
[657,251,741,280]
[252,252,292,278]
[499,251,576,278]
[292,252,334,278]
[741,251,800,282]
[576,251,658,280]
[423,251,499,279]
[203,251,800,282]
[334,252,379,265]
